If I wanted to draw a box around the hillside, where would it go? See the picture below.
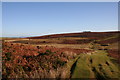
[27,31,119,39]
[2,31,120,79]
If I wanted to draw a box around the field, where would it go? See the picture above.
[2,31,120,79]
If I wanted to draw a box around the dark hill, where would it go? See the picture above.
[27,31,120,39]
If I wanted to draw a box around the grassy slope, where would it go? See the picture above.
[66,50,120,79]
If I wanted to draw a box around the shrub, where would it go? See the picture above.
[5,52,11,61]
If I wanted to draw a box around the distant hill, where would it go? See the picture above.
[27,31,120,39]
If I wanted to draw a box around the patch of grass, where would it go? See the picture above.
[66,50,120,79]
[71,57,90,78]
[89,51,120,78]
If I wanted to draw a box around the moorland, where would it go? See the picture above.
[2,31,120,79]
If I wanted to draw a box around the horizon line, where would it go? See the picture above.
[2,30,119,38]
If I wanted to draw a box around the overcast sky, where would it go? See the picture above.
[2,2,118,37]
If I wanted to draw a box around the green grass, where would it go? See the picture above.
[71,56,91,78]
[66,50,120,79]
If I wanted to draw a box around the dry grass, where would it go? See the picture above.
[34,43,92,49]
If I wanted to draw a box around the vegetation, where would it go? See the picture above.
[2,31,120,79]
[70,51,120,78]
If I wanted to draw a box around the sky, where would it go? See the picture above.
[2,2,118,37]
[1,0,120,2]
[0,2,2,37]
